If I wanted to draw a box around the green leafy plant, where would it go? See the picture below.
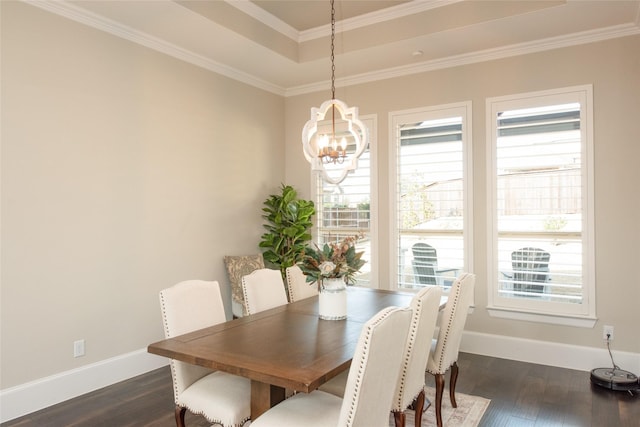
[543,216,567,231]
[259,184,315,278]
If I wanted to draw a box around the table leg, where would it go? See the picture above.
[250,380,286,420]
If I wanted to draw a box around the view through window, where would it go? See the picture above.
[313,117,375,287]
[390,103,472,291]
[487,86,595,322]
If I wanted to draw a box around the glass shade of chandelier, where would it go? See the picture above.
[301,0,368,185]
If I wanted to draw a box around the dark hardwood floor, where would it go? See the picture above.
[3,352,638,426]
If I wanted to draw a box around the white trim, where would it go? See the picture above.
[388,102,473,292]
[367,115,379,290]
[387,110,400,291]
[487,306,597,328]
[486,85,596,319]
[286,23,640,97]
[25,1,639,97]
[25,0,286,96]
[461,331,640,374]
[310,114,378,289]
[0,349,169,423]
[299,0,461,42]
[2,334,637,422]
[225,0,299,41]
[226,0,460,42]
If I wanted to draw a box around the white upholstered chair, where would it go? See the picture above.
[426,272,476,427]
[159,280,250,427]
[285,265,319,302]
[319,286,443,427]
[241,268,288,315]
[391,285,443,427]
[250,306,413,427]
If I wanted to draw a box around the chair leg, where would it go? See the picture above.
[449,362,459,408]
[413,389,425,427]
[393,410,406,427]
[434,373,445,427]
[175,405,186,427]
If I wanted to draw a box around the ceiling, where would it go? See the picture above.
[36,1,640,96]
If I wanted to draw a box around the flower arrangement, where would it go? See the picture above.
[299,234,366,287]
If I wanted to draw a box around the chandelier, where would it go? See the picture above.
[301,0,368,185]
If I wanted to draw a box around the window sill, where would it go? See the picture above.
[487,306,597,328]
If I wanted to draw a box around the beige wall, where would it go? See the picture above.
[285,35,640,353]
[2,0,638,394]
[1,2,285,388]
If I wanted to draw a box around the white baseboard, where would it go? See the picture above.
[461,330,640,374]
[2,334,638,423]
[0,349,169,423]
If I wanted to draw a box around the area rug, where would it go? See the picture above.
[388,387,490,427]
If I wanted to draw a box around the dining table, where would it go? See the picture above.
[147,286,447,420]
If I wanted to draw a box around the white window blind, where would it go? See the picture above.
[314,117,375,287]
[487,86,595,323]
[390,103,472,291]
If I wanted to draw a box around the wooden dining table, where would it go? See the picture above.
[147,286,446,420]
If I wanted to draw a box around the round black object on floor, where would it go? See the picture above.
[590,367,639,391]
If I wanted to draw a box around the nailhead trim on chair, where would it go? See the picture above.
[176,403,250,427]
[242,280,254,315]
[285,267,296,303]
[159,290,182,406]
[427,276,465,374]
[392,295,422,410]
[160,282,251,427]
[343,307,397,426]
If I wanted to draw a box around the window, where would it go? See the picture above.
[486,86,595,326]
[389,103,472,291]
[313,116,376,287]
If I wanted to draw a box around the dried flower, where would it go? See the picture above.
[319,261,337,275]
[299,233,366,286]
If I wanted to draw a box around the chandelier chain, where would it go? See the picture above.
[330,0,335,100]
[301,0,368,183]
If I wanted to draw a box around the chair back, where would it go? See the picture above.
[412,242,438,285]
[337,306,412,427]
[242,268,288,315]
[285,265,319,302]
[392,285,443,412]
[224,254,265,317]
[427,273,475,375]
[159,280,226,401]
[512,247,550,294]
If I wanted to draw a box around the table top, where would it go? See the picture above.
[148,286,433,393]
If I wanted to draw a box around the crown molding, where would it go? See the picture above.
[24,0,640,98]
[25,0,287,96]
[298,0,461,42]
[285,22,640,97]
[225,0,300,41]
[222,0,461,42]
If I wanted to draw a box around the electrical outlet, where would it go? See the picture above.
[603,325,614,341]
[74,339,85,357]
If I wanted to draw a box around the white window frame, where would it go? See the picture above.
[311,115,378,287]
[388,102,473,292]
[486,85,596,327]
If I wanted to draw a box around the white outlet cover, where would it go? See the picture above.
[74,340,85,357]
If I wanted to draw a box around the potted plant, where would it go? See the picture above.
[259,184,315,278]
[299,234,366,320]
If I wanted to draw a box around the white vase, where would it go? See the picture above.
[318,277,347,320]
